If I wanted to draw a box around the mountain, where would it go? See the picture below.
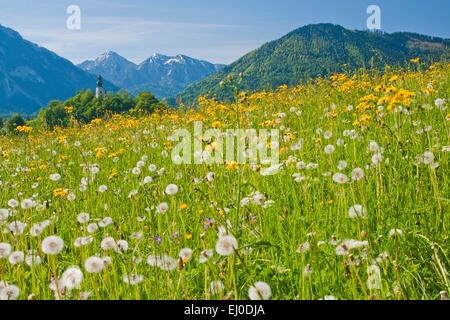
[177,23,449,104]
[77,51,137,88]
[78,52,225,98]
[0,25,118,116]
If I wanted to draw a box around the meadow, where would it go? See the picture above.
[0,61,448,300]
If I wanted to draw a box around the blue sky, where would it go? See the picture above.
[0,0,449,65]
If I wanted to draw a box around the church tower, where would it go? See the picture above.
[96,75,105,98]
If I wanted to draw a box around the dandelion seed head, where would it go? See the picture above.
[100,237,116,250]
[248,282,271,300]
[179,248,193,261]
[0,243,12,259]
[41,236,64,255]
[77,212,90,224]
[332,172,348,184]
[165,184,178,195]
[0,285,20,300]
[215,235,238,256]
[8,251,24,265]
[84,256,104,273]
[61,267,83,290]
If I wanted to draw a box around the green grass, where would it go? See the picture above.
[0,61,448,300]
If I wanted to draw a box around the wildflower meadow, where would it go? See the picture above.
[0,61,448,300]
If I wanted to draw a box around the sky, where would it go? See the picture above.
[0,0,449,65]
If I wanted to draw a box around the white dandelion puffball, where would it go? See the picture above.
[199,249,214,263]
[98,217,113,228]
[348,205,367,219]
[335,239,369,255]
[49,173,61,181]
[165,184,178,195]
[123,274,144,285]
[136,160,145,168]
[87,223,99,233]
[143,176,153,184]
[435,98,445,107]
[369,140,380,152]
[179,248,193,261]
[430,162,439,170]
[132,167,141,175]
[332,172,348,184]
[215,235,238,256]
[371,152,382,164]
[8,221,27,235]
[351,168,365,181]
[324,144,335,154]
[41,236,64,255]
[389,229,403,238]
[116,240,129,253]
[0,285,20,300]
[147,254,162,267]
[20,198,35,210]
[61,267,83,290]
[8,199,19,208]
[296,242,310,253]
[210,280,225,295]
[25,251,41,266]
[296,161,306,170]
[335,243,350,255]
[77,212,90,224]
[248,282,272,300]
[337,160,347,170]
[159,255,177,271]
[148,164,157,172]
[74,236,93,247]
[0,243,12,259]
[100,237,117,250]
[156,202,169,214]
[84,256,104,273]
[98,185,108,193]
[0,208,9,220]
[103,256,112,266]
[206,172,215,182]
[422,151,434,165]
[30,221,50,237]
[8,251,24,265]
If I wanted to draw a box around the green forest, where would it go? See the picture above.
[178,24,449,104]
[1,89,163,134]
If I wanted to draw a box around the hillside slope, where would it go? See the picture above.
[0,25,118,116]
[178,23,449,104]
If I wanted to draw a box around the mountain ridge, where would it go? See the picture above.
[177,23,449,105]
[78,52,225,99]
[0,24,118,116]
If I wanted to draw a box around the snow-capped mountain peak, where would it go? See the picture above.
[79,52,225,98]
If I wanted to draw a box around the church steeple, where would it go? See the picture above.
[96,74,105,98]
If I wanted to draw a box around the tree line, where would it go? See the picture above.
[1,89,164,134]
